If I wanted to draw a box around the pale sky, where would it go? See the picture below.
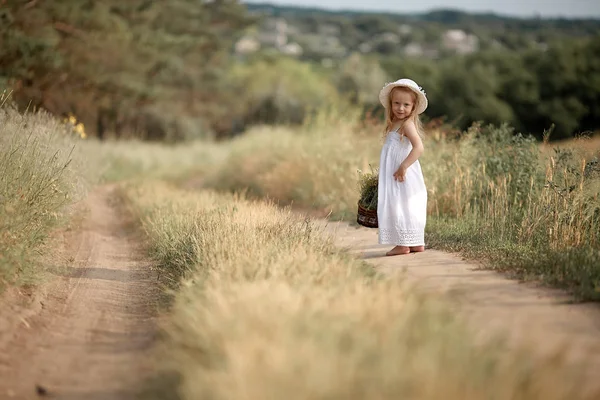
[243,0,600,18]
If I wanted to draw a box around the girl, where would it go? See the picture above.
[377,78,428,256]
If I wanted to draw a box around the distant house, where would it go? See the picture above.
[235,36,261,55]
[303,34,346,58]
[359,42,373,53]
[280,42,303,56]
[256,17,305,53]
[262,17,289,34]
[398,24,412,36]
[378,32,400,44]
[318,24,340,36]
[403,43,424,57]
[258,31,287,48]
[442,29,479,54]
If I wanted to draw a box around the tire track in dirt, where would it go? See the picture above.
[0,185,160,400]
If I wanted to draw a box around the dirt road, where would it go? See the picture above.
[323,221,600,380]
[0,186,159,400]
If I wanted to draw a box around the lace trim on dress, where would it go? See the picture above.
[379,228,424,246]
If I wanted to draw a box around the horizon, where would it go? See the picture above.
[243,0,600,19]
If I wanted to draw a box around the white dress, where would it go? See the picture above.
[377,128,427,246]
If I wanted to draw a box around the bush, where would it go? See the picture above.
[229,57,341,128]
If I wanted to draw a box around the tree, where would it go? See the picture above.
[0,0,253,139]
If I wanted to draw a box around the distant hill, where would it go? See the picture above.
[245,3,600,34]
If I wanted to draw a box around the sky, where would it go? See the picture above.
[243,0,600,18]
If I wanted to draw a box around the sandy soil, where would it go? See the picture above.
[0,185,160,400]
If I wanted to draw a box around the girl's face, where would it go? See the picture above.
[390,89,415,121]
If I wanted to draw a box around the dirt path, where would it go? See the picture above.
[0,185,159,400]
[323,221,600,382]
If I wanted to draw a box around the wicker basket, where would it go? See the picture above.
[357,202,378,228]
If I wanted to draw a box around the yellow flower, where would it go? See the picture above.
[62,114,87,138]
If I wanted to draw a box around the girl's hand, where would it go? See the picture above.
[394,165,407,182]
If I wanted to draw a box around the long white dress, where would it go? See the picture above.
[377,128,427,246]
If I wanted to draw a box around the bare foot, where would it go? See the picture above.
[410,246,425,253]
[386,246,410,256]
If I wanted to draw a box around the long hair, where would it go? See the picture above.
[383,86,425,139]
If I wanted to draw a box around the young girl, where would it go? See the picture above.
[377,78,428,256]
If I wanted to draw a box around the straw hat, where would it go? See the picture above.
[379,78,428,114]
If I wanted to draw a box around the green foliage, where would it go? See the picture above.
[248,4,600,140]
[461,123,543,204]
[2,0,599,140]
[336,53,388,106]
[229,56,340,127]
[0,0,253,140]
[378,37,600,139]
[357,167,378,211]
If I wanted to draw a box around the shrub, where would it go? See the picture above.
[0,98,93,288]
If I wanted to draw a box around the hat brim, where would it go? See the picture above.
[379,82,428,114]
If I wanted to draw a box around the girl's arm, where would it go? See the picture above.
[400,120,424,168]
[394,120,424,182]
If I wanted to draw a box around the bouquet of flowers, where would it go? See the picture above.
[356,167,378,228]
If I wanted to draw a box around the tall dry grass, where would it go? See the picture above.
[424,124,600,299]
[122,181,598,400]
[202,107,379,218]
[84,139,224,183]
[200,115,600,299]
[0,97,97,288]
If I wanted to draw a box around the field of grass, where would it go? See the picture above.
[9,93,596,299]
[5,95,598,301]
[201,119,600,300]
[121,181,598,400]
[85,139,224,184]
[3,95,600,398]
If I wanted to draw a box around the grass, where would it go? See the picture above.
[0,94,224,291]
[4,93,599,397]
[0,98,97,289]
[201,126,379,218]
[121,180,599,400]
[199,117,600,300]
[83,138,224,184]
[424,125,600,299]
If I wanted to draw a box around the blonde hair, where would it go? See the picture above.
[383,86,425,138]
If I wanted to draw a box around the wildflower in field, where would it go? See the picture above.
[63,113,87,139]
